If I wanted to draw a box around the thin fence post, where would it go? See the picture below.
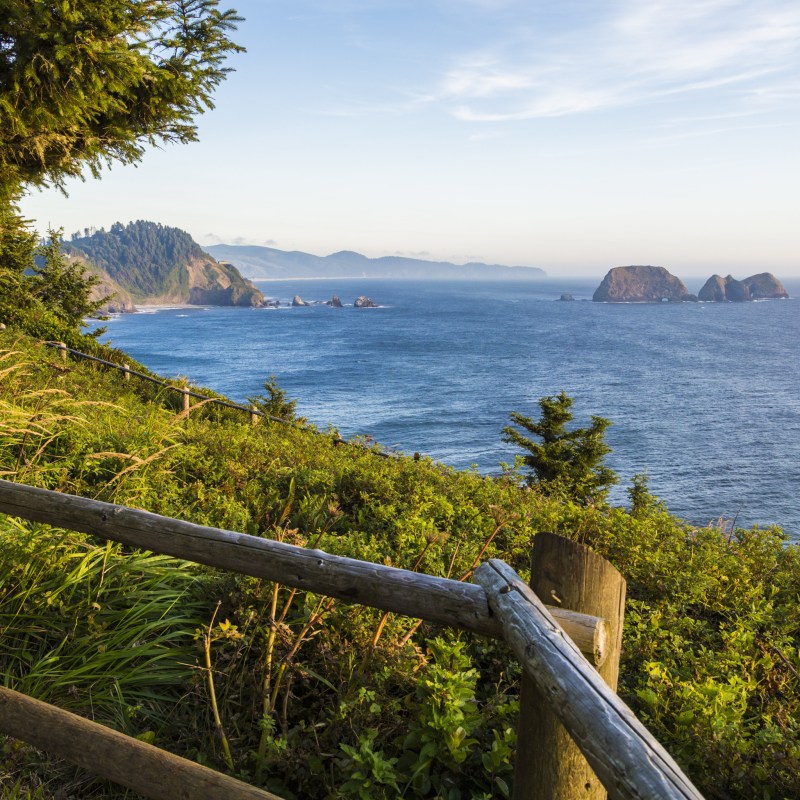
[57,341,67,362]
[181,388,190,413]
[122,364,130,381]
[250,405,259,426]
[513,532,626,800]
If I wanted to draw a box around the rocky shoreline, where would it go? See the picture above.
[289,294,379,309]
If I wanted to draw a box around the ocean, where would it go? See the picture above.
[93,278,800,537]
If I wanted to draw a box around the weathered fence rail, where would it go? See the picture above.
[0,686,280,800]
[0,479,705,800]
[477,560,702,800]
[0,479,605,661]
[47,341,284,420]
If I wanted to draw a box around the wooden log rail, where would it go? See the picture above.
[0,479,705,799]
[474,560,704,800]
[0,686,280,800]
[46,341,297,423]
[0,479,606,662]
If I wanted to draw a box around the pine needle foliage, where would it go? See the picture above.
[503,390,618,503]
[0,0,244,200]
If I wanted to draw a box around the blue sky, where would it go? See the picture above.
[20,0,800,277]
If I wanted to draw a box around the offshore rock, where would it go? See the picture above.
[698,274,749,302]
[698,272,788,301]
[743,273,788,299]
[327,295,344,308]
[592,266,693,303]
[697,274,728,302]
[354,295,378,308]
[292,295,311,307]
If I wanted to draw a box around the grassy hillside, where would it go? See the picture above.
[1,329,799,798]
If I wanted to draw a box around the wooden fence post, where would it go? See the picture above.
[513,532,626,800]
[57,341,67,361]
[181,388,190,413]
[250,405,259,425]
[122,363,131,381]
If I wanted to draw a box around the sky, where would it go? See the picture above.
[19,0,800,278]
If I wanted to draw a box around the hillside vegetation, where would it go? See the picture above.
[1,329,799,799]
[67,221,265,306]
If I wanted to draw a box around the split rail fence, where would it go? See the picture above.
[0,480,704,799]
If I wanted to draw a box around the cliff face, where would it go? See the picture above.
[592,266,693,303]
[67,221,264,307]
[698,273,788,301]
[184,258,264,307]
[64,251,137,313]
[88,272,137,313]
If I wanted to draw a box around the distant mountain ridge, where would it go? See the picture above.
[66,221,265,308]
[204,243,547,280]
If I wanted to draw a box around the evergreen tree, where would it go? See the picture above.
[0,0,244,201]
[502,391,617,503]
[249,376,302,422]
[33,230,107,336]
[0,203,38,316]
[0,0,243,337]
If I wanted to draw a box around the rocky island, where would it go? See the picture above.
[592,266,695,303]
[593,265,789,303]
[698,273,788,301]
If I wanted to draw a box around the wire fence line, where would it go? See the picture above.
[44,340,397,459]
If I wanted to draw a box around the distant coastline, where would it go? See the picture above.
[206,243,546,281]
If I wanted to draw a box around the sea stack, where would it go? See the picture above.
[592,266,694,303]
[698,272,788,301]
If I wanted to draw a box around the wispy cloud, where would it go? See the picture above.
[439,0,800,122]
[201,233,278,246]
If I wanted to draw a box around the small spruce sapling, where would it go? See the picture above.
[502,391,617,504]
[249,375,303,422]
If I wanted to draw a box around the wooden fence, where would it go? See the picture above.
[0,479,704,800]
[46,341,396,457]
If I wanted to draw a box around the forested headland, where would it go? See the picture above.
[66,221,265,307]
